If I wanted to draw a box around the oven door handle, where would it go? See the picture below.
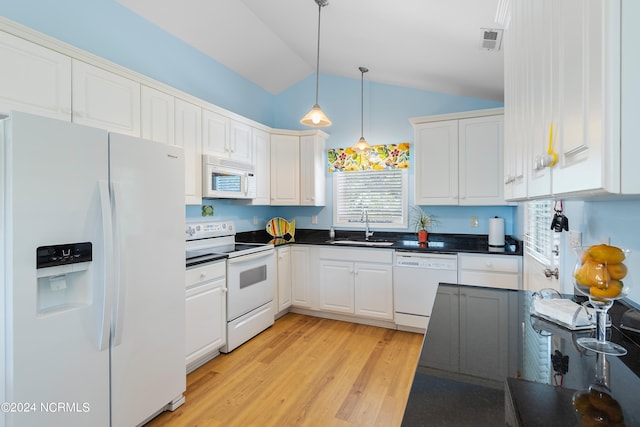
[227,250,274,265]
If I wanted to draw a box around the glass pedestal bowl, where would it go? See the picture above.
[573,245,631,356]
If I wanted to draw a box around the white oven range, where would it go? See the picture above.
[186,220,275,353]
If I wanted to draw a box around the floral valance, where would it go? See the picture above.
[327,143,410,172]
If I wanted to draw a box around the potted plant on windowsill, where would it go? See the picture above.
[410,206,437,243]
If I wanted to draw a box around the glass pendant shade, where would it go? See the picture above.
[300,104,331,127]
[354,137,371,154]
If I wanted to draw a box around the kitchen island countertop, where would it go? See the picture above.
[402,284,640,426]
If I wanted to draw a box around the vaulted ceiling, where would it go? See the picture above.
[117,0,505,101]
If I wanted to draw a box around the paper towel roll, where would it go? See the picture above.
[489,217,505,247]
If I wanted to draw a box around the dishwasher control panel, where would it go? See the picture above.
[395,254,457,270]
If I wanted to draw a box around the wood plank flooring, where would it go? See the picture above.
[146,313,424,427]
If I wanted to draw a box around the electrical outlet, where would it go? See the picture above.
[569,231,582,248]
[311,215,318,225]
[253,216,258,225]
[470,216,479,228]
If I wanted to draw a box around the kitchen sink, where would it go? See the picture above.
[326,239,395,247]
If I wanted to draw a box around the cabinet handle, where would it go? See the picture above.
[200,273,207,279]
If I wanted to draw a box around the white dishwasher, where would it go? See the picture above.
[393,252,457,332]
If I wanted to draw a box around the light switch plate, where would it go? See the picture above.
[470,216,479,228]
[569,231,582,248]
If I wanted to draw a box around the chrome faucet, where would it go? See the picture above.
[361,208,374,241]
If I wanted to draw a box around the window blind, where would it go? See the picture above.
[333,169,407,228]
[525,200,553,263]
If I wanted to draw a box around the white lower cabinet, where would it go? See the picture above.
[318,248,393,321]
[458,253,522,290]
[185,261,226,372]
[276,246,292,313]
[291,245,312,308]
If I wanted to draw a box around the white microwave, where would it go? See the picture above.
[202,155,256,199]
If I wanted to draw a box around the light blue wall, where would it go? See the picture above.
[2,1,514,237]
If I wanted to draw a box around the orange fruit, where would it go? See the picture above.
[607,262,628,280]
[588,244,626,264]
[590,280,623,299]
[575,260,611,288]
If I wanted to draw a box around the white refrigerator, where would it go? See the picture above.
[1,111,186,427]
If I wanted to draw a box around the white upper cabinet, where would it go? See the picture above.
[202,109,253,164]
[270,131,328,206]
[413,111,505,206]
[504,0,640,199]
[229,120,253,164]
[248,128,271,205]
[414,120,459,205]
[300,133,327,206]
[141,85,175,145]
[202,109,229,158]
[72,60,141,136]
[270,134,300,205]
[0,30,72,120]
[458,116,504,205]
[175,98,202,205]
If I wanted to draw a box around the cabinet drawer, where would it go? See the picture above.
[186,261,226,287]
[318,247,392,264]
[459,271,519,290]
[459,254,520,273]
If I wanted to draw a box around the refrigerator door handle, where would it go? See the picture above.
[98,180,114,351]
[111,181,126,347]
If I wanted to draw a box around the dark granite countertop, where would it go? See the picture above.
[402,284,640,426]
[236,229,523,256]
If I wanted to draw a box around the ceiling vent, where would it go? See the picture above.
[480,28,503,51]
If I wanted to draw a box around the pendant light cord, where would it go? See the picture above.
[314,1,322,105]
[359,67,368,138]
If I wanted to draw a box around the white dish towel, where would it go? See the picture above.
[532,298,593,328]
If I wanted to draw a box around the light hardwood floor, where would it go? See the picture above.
[146,313,424,427]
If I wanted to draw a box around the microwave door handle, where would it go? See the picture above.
[244,173,249,197]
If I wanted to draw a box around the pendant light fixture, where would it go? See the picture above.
[300,0,331,127]
[353,66,372,153]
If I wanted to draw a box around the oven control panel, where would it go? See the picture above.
[186,220,235,240]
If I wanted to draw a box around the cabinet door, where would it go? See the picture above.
[420,285,460,371]
[72,60,141,136]
[270,134,300,205]
[459,116,505,205]
[503,1,527,201]
[175,98,202,205]
[459,287,510,382]
[300,134,326,206]
[185,279,226,368]
[141,86,174,145]
[318,259,354,314]
[202,109,229,157]
[0,31,72,120]
[527,0,555,198]
[249,128,271,205]
[552,0,607,195]
[291,246,311,308]
[276,246,292,312]
[354,263,393,320]
[414,121,459,205]
[229,120,253,164]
